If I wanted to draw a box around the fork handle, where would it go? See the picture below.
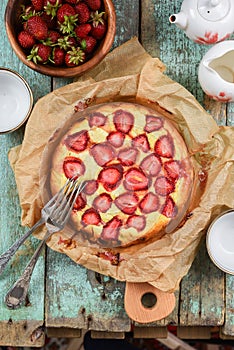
[0,218,45,276]
[5,230,51,309]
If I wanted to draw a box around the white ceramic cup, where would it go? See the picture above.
[206,210,234,274]
[0,67,33,133]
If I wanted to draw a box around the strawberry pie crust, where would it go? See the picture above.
[49,102,194,247]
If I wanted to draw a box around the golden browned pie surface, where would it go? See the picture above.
[50,102,194,247]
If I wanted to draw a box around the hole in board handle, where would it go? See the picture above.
[141,292,157,309]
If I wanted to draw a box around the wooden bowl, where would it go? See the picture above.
[5,0,116,78]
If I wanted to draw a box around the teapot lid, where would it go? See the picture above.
[198,0,231,21]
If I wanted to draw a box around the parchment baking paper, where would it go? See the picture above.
[8,37,234,292]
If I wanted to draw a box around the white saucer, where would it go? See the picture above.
[0,68,33,133]
[206,210,234,274]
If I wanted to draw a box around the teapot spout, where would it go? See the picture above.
[169,12,188,30]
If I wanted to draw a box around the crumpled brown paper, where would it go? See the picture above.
[9,37,234,292]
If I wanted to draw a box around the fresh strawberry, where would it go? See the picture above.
[31,0,44,11]
[51,47,66,66]
[90,21,106,39]
[154,176,175,196]
[75,23,92,39]
[85,0,101,11]
[57,4,78,23]
[45,30,61,44]
[40,12,57,29]
[80,36,97,54]
[161,197,177,218]
[58,35,77,50]
[44,0,62,20]
[63,156,86,179]
[154,135,175,158]
[90,10,105,27]
[18,30,36,49]
[26,15,48,40]
[75,2,90,23]
[27,43,52,63]
[65,46,85,66]
[20,5,36,21]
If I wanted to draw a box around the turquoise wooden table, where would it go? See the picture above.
[0,0,234,347]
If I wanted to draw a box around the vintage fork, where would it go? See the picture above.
[4,179,86,309]
[0,177,78,276]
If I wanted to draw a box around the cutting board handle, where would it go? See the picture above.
[124,282,176,323]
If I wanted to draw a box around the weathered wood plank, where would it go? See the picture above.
[179,240,225,326]
[222,275,234,336]
[45,250,131,331]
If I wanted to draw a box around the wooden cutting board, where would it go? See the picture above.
[124,282,176,323]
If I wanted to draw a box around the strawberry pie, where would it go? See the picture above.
[49,102,194,247]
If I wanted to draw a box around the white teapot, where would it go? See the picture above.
[169,0,234,44]
[198,40,234,102]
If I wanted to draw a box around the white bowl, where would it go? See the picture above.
[206,210,234,274]
[0,67,33,133]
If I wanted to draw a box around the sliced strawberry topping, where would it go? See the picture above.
[93,193,112,213]
[117,147,138,166]
[83,180,98,195]
[115,192,139,215]
[139,192,159,213]
[88,112,107,127]
[140,154,161,177]
[154,135,175,158]
[154,176,175,196]
[126,215,146,232]
[73,193,86,211]
[107,131,125,148]
[164,160,181,181]
[101,217,122,241]
[144,115,164,133]
[64,130,89,152]
[113,109,134,133]
[81,208,101,225]
[63,156,85,179]
[124,168,149,191]
[90,142,116,167]
[161,197,178,218]
[98,164,123,192]
[132,134,150,153]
